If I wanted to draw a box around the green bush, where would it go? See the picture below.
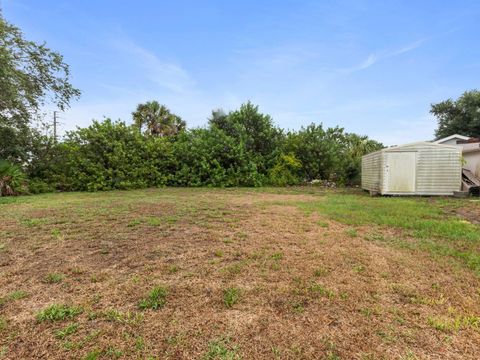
[20,102,382,191]
[27,178,55,194]
[268,153,302,186]
[0,159,26,196]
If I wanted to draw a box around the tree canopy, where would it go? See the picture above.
[0,12,80,162]
[132,101,185,137]
[432,90,480,139]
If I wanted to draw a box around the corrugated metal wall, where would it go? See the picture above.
[384,143,461,195]
[362,142,462,195]
[361,151,382,192]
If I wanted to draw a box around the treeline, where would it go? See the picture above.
[7,101,382,194]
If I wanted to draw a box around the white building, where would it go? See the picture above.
[362,142,462,195]
[435,134,480,177]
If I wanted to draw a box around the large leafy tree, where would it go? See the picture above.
[208,102,284,174]
[432,90,480,139]
[132,101,186,137]
[0,12,80,162]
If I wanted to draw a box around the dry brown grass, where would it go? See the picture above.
[0,188,479,359]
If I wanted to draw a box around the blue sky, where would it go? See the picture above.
[3,0,480,145]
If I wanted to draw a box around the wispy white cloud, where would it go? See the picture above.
[340,38,428,73]
[390,38,427,56]
[340,53,379,73]
[112,38,194,93]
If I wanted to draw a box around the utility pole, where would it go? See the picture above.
[53,111,58,143]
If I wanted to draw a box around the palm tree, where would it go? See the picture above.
[132,101,186,137]
[0,160,25,196]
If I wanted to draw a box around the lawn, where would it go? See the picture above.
[1,188,480,359]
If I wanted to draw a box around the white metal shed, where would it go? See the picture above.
[361,142,462,195]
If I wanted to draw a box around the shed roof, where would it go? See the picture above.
[364,141,459,157]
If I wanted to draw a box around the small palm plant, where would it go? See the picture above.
[0,160,25,196]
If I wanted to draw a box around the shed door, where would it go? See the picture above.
[385,152,416,192]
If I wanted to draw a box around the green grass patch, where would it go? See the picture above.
[202,337,240,360]
[427,314,480,332]
[0,290,28,305]
[345,228,358,237]
[138,286,167,310]
[37,304,82,322]
[55,323,79,339]
[223,287,240,308]
[297,194,480,273]
[147,218,161,226]
[298,195,480,241]
[308,282,335,299]
[45,273,65,283]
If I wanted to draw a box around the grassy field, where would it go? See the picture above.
[1,187,480,359]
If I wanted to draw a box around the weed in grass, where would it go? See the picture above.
[135,336,145,351]
[270,262,281,271]
[271,346,281,359]
[214,250,224,258]
[147,218,161,226]
[271,252,283,261]
[317,221,329,228]
[223,238,233,244]
[83,350,101,360]
[0,317,7,331]
[37,304,82,322]
[138,286,167,310]
[427,314,480,332]
[339,292,349,300]
[313,267,329,277]
[202,337,240,360]
[165,215,178,224]
[376,329,397,343]
[365,233,384,242]
[291,300,306,314]
[21,218,46,227]
[346,228,358,237]
[400,350,420,360]
[222,263,243,277]
[55,323,79,339]
[0,243,5,252]
[45,273,65,284]
[326,352,341,360]
[360,307,381,318]
[105,347,123,358]
[309,283,335,299]
[103,309,144,324]
[353,264,365,274]
[223,287,240,308]
[127,219,141,227]
[0,290,27,305]
[51,228,61,239]
[168,265,179,274]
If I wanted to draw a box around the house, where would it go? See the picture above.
[433,134,470,146]
[434,134,480,177]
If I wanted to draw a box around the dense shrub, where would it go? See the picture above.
[172,127,264,187]
[268,153,302,186]
[57,119,174,191]
[10,102,382,193]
